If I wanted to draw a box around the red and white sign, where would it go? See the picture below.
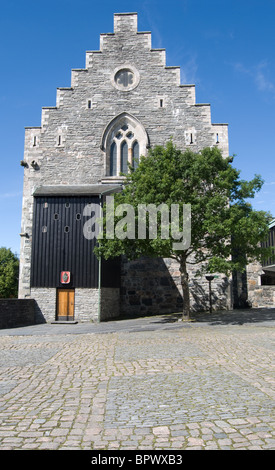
[61,271,71,284]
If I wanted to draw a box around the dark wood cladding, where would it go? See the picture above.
[31,196,120,288]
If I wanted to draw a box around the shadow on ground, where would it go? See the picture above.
[151,308,275,326]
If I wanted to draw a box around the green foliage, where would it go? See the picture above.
[95,141,271,276]
[0,247,19,298]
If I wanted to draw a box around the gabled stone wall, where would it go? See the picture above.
[19,13,231,321]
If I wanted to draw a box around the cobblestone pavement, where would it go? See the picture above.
[0,309,274,450]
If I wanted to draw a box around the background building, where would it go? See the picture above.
[246,220,275,308]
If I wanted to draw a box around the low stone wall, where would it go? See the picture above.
[0,299,36,329]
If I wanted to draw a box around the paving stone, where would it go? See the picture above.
[0,312,274,450]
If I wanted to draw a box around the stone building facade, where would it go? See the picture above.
[19,12,232,323]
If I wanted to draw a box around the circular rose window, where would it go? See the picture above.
[115,69,134,88]
[112,65,140,91]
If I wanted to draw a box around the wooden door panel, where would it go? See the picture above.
[58,290,68,316]
[68,290,75,318]
[57,289,75,321]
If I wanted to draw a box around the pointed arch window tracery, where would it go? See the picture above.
[101,113,149,178]
[109,124,139,176]
[110,141,117,176]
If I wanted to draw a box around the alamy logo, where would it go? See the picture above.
[83,196,191,251]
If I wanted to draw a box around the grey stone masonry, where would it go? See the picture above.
[19,12,230,320]
[246,261,275,308]
[31,287,120,323]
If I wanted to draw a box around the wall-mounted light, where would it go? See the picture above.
[31,160,39,170]
[20,232,29,238]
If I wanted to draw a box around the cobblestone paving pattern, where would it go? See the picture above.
[0,320,274,450]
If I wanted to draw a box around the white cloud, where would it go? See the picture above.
[180,54,199,85]
[255,61,274,93]
[0,191,22,199]
[232,60,275,97]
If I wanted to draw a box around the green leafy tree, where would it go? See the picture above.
[0,248,19,298]
[95,141,271,320]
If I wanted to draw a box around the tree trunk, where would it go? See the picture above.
[179,256,191,321]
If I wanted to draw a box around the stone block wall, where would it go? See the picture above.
[120,256,232,316]
[75,288,120,322]
[120,257,183,316]
[30,288,56,323]
[247,261,275,308]
[30,287,120,323]
[0,299,35,329]
[100,288,120,320]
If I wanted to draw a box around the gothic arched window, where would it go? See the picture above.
[101,113,149,178]
[108,124,140,176]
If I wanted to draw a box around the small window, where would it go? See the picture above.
[190,133,193,144]
[76,213,81,221]
[58,135,62,146]
[54,213,59,220]
[42,226,47,233]
[64,226,70,233]
[33,136,37,147]
[43,202,48,209]
[88,100,92,109]
[65,202,70,209]
[261,271,275,286]
[160,99,163,108]
[216,133,219,144]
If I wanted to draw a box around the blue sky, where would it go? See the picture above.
[0,0,274,255]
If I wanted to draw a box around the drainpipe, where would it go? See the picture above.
[98,238,102,323]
